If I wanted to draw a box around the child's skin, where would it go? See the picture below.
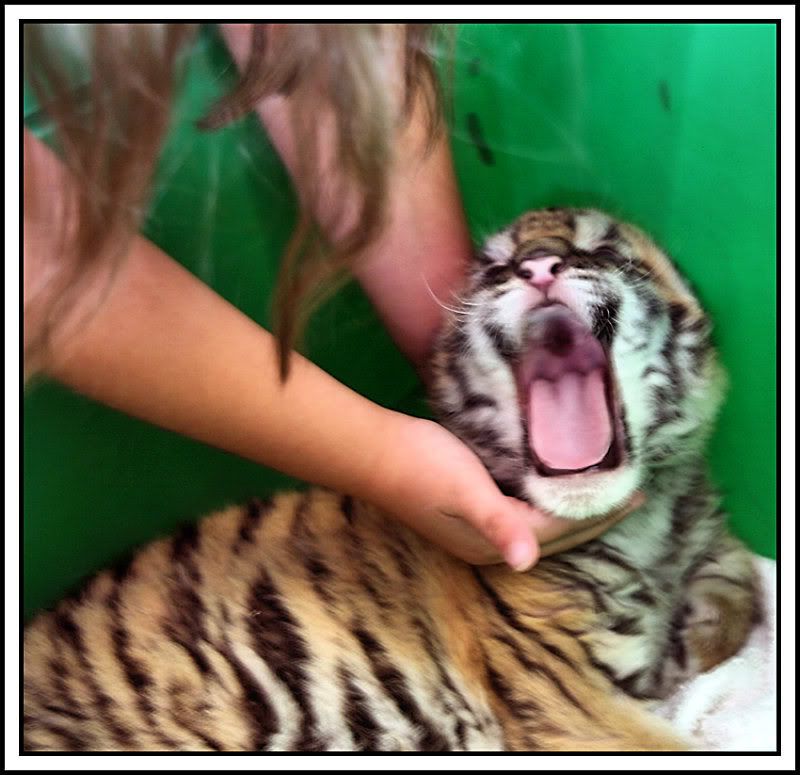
[23,25,641,572]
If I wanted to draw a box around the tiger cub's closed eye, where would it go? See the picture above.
[588,246,625,262]
[483,265,513,284]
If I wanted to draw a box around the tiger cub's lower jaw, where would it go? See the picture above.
[520,464,643,520]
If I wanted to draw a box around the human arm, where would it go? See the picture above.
[218,23,467,376]
[25,129,560,569]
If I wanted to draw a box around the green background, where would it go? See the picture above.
[23,23,777,620]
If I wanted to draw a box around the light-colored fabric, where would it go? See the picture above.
[654,556,777,751]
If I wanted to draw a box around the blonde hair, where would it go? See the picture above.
[23,23,446,378]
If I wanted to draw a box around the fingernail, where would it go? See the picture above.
[505,540,534,572]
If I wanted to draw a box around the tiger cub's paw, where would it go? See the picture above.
[680,537,760,675]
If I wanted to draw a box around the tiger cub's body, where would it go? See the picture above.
[24,209,759,751]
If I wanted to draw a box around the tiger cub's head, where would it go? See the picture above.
[430,208,727,519]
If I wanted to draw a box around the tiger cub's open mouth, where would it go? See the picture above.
[516,304,625,478]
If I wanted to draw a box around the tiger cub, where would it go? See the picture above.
[23,208,759,752]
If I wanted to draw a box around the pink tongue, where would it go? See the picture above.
[529,368,612,471]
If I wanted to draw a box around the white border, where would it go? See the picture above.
[776,1,797,769]
[4,4,798,21]
[6,4,795,771]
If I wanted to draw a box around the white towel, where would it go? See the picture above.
[653,556,777,751]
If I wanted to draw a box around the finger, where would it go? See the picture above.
[425,509,504,565]
[520,490,645,545]
[539,491,646,557]
[460,499,541,572]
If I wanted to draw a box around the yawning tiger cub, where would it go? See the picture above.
[24,208,759,751]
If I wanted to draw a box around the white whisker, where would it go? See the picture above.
[421,274,473,318]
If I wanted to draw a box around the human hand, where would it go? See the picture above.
[370,415,644,571]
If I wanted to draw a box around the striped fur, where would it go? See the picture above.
[24,209,758,751]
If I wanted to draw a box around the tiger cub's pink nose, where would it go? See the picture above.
[518,255,563,290]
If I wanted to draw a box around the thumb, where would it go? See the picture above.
[462,495,542,572]
[538,491,647,557]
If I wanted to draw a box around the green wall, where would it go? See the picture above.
[23,24,777,619]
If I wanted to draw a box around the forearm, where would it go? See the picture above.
[219,24,472,373]
[25,129,398,499]
[349,109,472,373]
[38,234,402,499]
